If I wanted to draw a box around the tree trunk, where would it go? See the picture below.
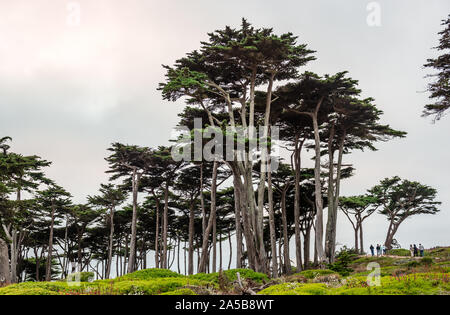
[233,174,243,269]
[212,208,217,273]
[127,169,141,273]
[281,185,291,274]
[154,195,160,269]
[267,159,278,277]
[359,222,364,254]
[311,110,325,264]
[188,202,195,275]
[303,227,311,269]
[106,207,115,279]
[46,204,56,281]
[325,130,346,263]
[293,138,304,271]
[162,182,170,269]
[198,161,218,273]
[0,238,10,286]
[227,230,232,270]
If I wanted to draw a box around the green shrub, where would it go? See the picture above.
[118,268,183,281]
[407,260,420,268]
[258,283,329,295]
[294,269,337,279]
[189,269,268,284]
[160,288,197,295]
[387,249,411,257]
[110,278,210,295]
[421,257,433,266]
[66,272,94,283]
[328,246,359,276]
[0,281,73,295]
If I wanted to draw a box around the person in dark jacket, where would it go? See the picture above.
[413,244,418,257]
[370,245,375,256]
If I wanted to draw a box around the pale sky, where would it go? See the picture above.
[1,0,449,265]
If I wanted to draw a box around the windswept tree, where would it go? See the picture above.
[160,19,315,273]
[88,184,127,279]
[339,195,378,254]
[35,183,72,281]
[369,176,441,249]
[105,143,152,273]
[0,139,51,283]
[423,14,450,120]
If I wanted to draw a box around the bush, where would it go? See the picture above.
[66,272,94,283]
[258,283,329,295]
[294,269,337,279]
[387,249,411,257]
[118,268,183,281]
[421,257,434,266]
[92,278,210,295]
[0,281,73,295]
[189,269,268,284]
[159,288,197,295]
[328,246,359,276]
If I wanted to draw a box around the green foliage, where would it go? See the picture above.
[421,257,434,266]
[159,288,197,295]
[258,283,329,295]
[328,246,359,276]
[189,269,268,284]
[0,281,71,295]
[118,268,183,281]
[293,269,337,279]
[66,272,94,283]
[387,249,411,256]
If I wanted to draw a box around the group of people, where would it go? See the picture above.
[410,244,425,257]
[369,244,386,256]
[368,243,426,257]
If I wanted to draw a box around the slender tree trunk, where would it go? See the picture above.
[162,182,170,269]
[0,238,10,286]
[311,109,325,264]
[212,208,217,273]
[127,169,141,273]
[267,159,278,277]
[154,196,160,269]
[198,161,218,273]
[281,185,291,274]
[188,202,195,275]
[46,204,56,281]
[359,222,364,254]
[228,230,232,270]
[233,174,243,269]
[325,130,346,263]
[303,227,311,269]
[354,225,359,253]
[106,207,115,279]
[293,139,304,271]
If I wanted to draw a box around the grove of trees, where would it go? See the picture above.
[0,18,445,285]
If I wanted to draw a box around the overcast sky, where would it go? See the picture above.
[1,0,449,262]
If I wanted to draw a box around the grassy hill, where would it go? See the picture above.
[1,247,449,295]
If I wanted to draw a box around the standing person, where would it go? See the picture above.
[413,244,418,257]
[382,245,386,256]
[410,245,414,257]
[376,244,381,256]
[370,245,375,257]
[419,244,425,257]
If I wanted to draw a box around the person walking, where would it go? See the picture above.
[419,244,425,257]
[413,244,418,257]
[370,244,375,257]
[410,245,414,257]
